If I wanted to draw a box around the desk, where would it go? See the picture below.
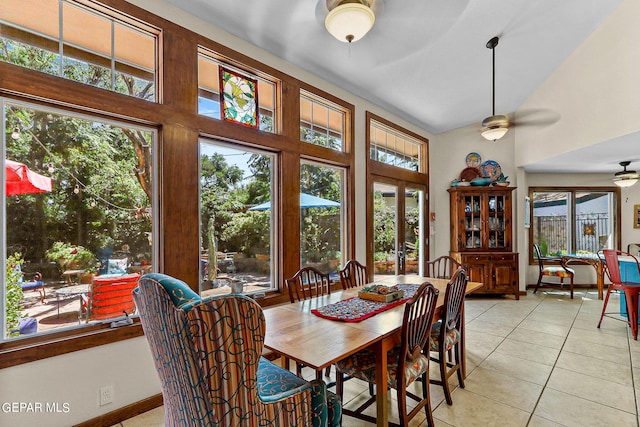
[263,275,483,427]
[561,254,605,299]
[54,284,89,318]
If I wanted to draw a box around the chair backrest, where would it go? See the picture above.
[134,273,301,426]
[440,268,469,333]
[339,259,367,290]
[601,249,640,285]
[87,273,140,320]
[286,266,331,302]
[425,255,462,279]
[400,282,439,363]
[532,243,546,271]
[133,273,214,425]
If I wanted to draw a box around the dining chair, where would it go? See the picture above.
[285,266,333,380]
[532,243,576,298]
[597,250,640,340]
[429,268,468,405]
[286,266,332,303]
[425,255,462,279]
[134,273,341,427]
[335,283,440,427]
[338,259,367,289]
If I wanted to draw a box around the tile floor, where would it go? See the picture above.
[116,289,640,426]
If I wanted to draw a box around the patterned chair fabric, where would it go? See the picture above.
[533,243,576,298]
[335,283,439,426]
[134,273,341,427]
[429,268,468,406]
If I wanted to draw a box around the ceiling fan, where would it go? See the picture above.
[613,161,639,188]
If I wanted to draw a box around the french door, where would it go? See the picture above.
[370,177,427,277]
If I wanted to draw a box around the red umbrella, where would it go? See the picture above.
[6,159,53,196]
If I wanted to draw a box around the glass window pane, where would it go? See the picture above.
[197,51,277,133]
[3,102,155,340]
[369,120,423,172]
[532,192,570,255]
[576,191,613,253]
[300,162,344,275]
[199,141,276,296]
[373,182,397,277]
[0,0,157,101]
[299,91,345,151]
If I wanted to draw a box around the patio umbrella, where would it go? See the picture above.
[249,193,340,210]
[6,159,53,196]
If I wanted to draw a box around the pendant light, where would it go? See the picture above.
[325,0,376,43]
[481,36,509,141]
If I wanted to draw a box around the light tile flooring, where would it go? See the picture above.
[117,289,640,426]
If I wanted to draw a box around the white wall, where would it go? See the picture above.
[0,337,160,427]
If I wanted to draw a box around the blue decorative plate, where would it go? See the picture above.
[480,160,502,181]
[466,152,482,168]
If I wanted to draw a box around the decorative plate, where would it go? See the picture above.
[465,152,482,168]
[460,167,482,182]
[480,160,502,181]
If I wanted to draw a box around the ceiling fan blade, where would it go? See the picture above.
[512,108,561,128]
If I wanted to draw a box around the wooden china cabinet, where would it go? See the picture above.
[448,186,519,299]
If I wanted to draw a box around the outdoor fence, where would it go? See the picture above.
[533,214,610,255]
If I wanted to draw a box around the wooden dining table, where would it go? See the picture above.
[263,274,483,427]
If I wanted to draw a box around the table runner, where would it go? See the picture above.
[311,283,421,322]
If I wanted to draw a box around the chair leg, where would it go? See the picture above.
[420,373,434,427]
[396,384,409,426]
[455,342,465,389]
[598,286,614,328]
[570,276,574,299]
[440,346,453,405]
[626,290,639,340]
[533,273,543,294]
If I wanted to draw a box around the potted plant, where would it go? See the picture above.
[45,242,98,273]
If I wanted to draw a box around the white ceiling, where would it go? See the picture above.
[166,0,629,174]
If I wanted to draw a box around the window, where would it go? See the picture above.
[199,140,276,295]
[300,161,345,271]
[530,187,620,258]
[300,91,345,151]
[198,50,277,133]
[0,0,158,101]
[2,99,155,340]
[369,119,423,171]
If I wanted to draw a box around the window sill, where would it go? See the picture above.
[0,319,144,369]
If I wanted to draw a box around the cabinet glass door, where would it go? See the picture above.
[488,194,507,249]
[463,194,483,249]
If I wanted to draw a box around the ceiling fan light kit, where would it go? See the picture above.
[613,161,639,187]
[325,0,375,43]
[481,36,509,141]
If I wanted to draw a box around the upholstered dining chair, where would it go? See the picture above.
[532,243,576,298]
[597,250,640,340]
[425,255,462,279]
[429,268,469,405]
[335,283,440,427]
[285,266,333,379]
[134,273,341,427]
[338,259,367,289]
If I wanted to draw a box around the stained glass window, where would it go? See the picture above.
[219,67,259,128]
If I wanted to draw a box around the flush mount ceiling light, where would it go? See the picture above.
[481,36,509,142]
[613,161,639,188]
[325,0,375,43]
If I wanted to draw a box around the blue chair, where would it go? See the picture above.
[134,273,341,427]
[20,272,45,303]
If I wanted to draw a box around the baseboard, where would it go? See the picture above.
[72,393,163,427]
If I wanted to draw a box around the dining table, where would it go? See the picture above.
[559,253,605,299]
[263,274,483,427]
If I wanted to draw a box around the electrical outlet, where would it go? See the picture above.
[99,385,114,406]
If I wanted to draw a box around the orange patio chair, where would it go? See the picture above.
[82,273,141,322]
